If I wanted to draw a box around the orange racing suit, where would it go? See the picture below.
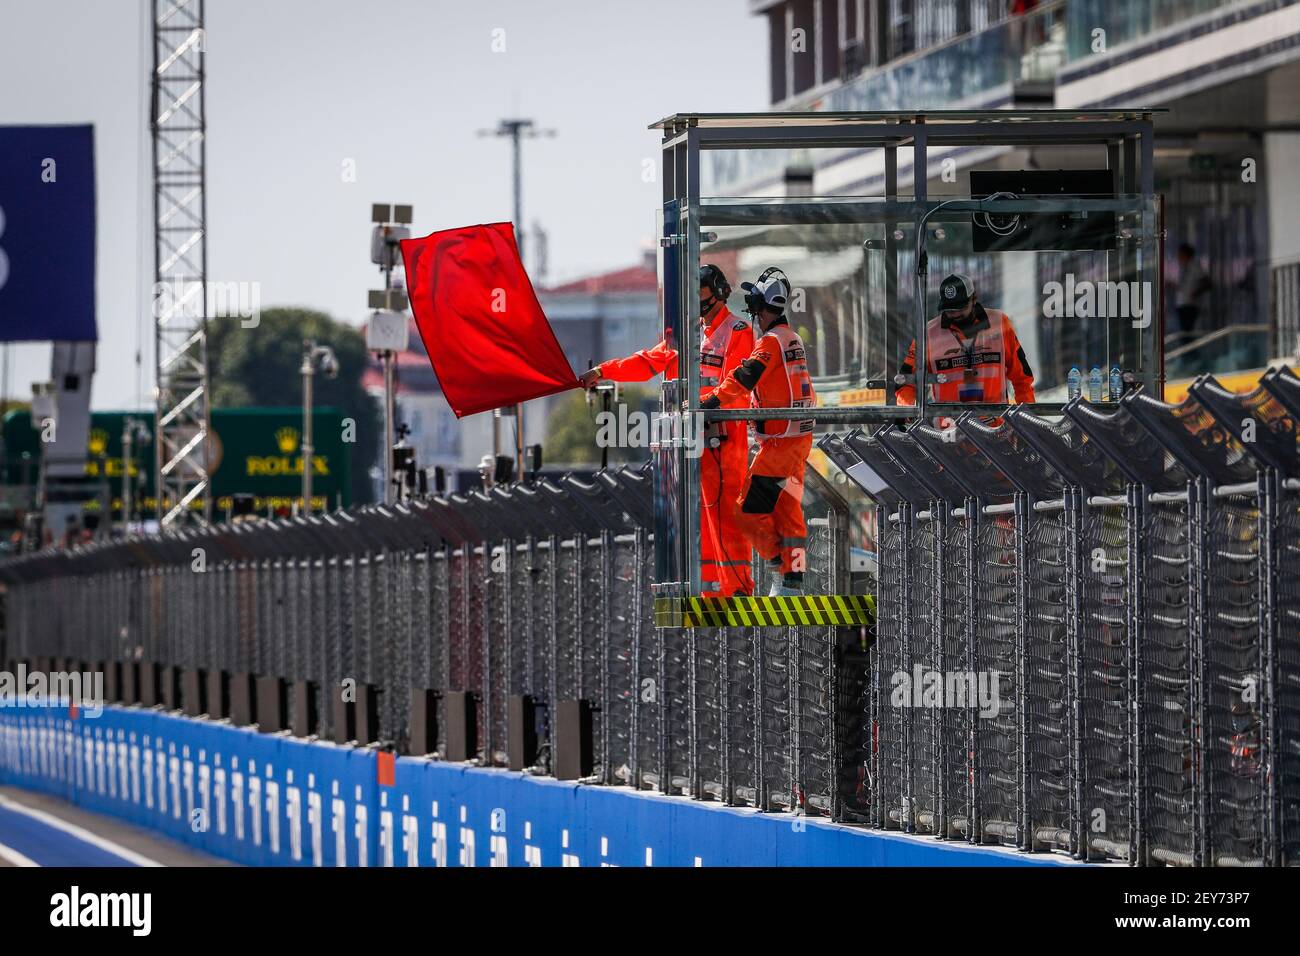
[598,305,756,596]
[702,319,816,581]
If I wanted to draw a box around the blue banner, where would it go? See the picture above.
[0,125,97,342]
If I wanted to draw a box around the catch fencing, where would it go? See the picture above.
[820,367,1300,866]
[3,368,1298,866]
[0,464,862,824]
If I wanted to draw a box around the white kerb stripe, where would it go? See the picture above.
[0,793,163,867]
[0,840,40,867]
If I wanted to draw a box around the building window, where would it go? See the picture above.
[842,0,858,43]
[839,0,867,81]
[792,0,816,96]
[889,0,915,59]
[819,0,841,85]
[769,3,787,104]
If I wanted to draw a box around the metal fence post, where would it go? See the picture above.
[478,543,492,765]
[629,536,641,789]
[598,530,613,785]
[457,546,471,746]
[685,627,698,799]
[788,623,800,816]
[932,501,947,838]
[574,535,585,705]
[436,547,452,757]
[522,536,534,705]
[900,501,914,832]
[647,541,666,793]
[964,498,980,844]
[1127,484,1146,866]
[1259,467,1280,866]
[321,556,338,741]
[1064,487,1085,859]
[545,535,559,774]
[1189,477,1209,868]
[499,539,513,765]
[752,626,766,810]
[1014,491,1030,851]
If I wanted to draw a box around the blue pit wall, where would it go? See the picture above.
[0,705,1068,867]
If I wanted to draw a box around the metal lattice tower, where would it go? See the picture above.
[151,0,212,526]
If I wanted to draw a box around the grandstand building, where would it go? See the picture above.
[537,250,660,380]
[737,0,1300,389]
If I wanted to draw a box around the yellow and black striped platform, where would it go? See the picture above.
[653,594,875,628]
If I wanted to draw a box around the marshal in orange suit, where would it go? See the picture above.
[701,268,816,598]
[895,273,1035,408]
[580,265,756,596]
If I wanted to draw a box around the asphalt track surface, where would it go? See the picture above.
[0,785,230,867]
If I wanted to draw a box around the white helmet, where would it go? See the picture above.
[740,267,790,316]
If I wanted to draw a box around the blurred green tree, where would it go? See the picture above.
[543,384,654,467]
[206,307,380,505]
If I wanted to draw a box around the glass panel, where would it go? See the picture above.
[658,188,1161,597]
[699,193,1161,406]
[1066,0,1243,62]
[705,217,897,401]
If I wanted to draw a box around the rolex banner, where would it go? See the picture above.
[0,407,351,517]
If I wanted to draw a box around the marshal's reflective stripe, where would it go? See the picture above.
[653,595,875,628]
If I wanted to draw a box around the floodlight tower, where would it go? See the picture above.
[367,203,413,505]
[150,0,212,526]
[477,118,555,478]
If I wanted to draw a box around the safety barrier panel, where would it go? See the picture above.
[0,703,1065,867]
[820,368,1300,865]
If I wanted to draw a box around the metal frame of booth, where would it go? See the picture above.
[651,109,1163,601]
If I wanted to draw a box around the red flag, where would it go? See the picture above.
[400,222,578,418]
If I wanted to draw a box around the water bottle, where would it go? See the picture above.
[1067,366,1082,401]
[1110,365,1123,402]
[1088,366,1103,402]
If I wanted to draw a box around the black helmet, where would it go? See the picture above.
[699,264,732,302]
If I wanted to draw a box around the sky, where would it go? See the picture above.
[0,0,766,410]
